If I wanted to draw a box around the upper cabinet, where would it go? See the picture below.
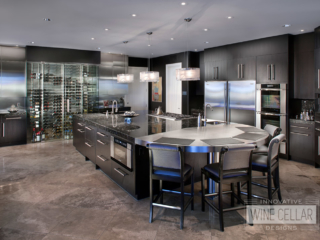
[256,53,288,83]
[227,57,256,80]
[205,60,227,80]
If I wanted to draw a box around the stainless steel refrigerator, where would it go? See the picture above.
[204,80,256,126]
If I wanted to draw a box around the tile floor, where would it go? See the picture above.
[0,141,320,240]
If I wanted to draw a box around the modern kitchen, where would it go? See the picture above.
[1,1,320,239]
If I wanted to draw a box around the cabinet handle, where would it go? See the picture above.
[78,123,84,126]
[291,125,309,129]
[97,140,106,145]
[241,64,244,78]
[97,155,107,162]
[85,142,93,147]
[290,132,309,137]
[237,64,240,79]
[2,123,5,137]
[77,129,84,133]
[271,64,275,80]
[85,126,92,130]
[267,65,271,80]
[6,117,22,120]
[114,168,127,177]
[97,132,106,137]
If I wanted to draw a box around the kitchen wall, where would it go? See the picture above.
[148,51,201,114]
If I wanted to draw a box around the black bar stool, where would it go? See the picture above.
[253,124,282,155]
[147,143,194,229]
[201,144,255,232]
[242,134,286,203]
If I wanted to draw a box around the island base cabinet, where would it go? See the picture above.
[95,129,111,175]
[73,119,85,156]
[111,160,135,198]
[83,139,95,163]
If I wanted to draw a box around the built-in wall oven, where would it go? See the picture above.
[110,136,133,171]
[256,84,287,154]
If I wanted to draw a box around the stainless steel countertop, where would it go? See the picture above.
[135,123,269,153]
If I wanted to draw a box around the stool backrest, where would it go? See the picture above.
[264,124,282,143]
[148,143,182,170]
[220,144,255,171]
[268,134,286,161]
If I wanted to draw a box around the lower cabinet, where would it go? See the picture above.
[289,120,314,163]
[0,115,27,147]
[73,118,85,156]
[96,129,111,175]
[84,125,96,163]
[111,160,135,197]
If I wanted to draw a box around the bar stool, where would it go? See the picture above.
[253,124,282,155]
[147,143,194,229]
[242,134,286,203]
[201,144,255,232]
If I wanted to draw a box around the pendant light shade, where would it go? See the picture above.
[140,32,159,82]
[140,71,159,82]
[176,18,200,81]
[117,73,134,83]
[117,41,134,83]
[176,67,200,81]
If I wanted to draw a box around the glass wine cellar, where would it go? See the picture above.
[27,62,99,142]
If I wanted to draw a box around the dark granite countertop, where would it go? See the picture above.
[0,110,27,117]
[74,110,198,142]
[290,119,315,125]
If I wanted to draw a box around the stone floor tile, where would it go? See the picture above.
[0,228,46,240]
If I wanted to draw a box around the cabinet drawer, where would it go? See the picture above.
[96,130,111,175]
[290,124,314,134]
[290,131,314,162]
[84,139,96,163]
[111,160,135,196]
[85,125,96,142]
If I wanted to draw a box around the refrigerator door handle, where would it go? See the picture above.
[216,67,218,79]
[241,64,244,79]
[267,65,271,80]
[237,64,240,79]
[271,64,275,80]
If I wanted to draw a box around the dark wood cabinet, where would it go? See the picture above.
[0,115,27,146]
[111,160,135,197]
[73,118,85,156]
[315,49,320,93]
[294,51,314,99]
[257,53,288,83]
[227,57,256,80]
[205,60,227,80]
[84,125,96,163]
[289,121,314,163]
[96,129,111,175]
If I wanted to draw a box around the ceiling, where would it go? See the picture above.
[1,0,320,58]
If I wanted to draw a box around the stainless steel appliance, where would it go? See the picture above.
[256,83,287,154]
[204,80,256,126]
[110,136,133,171]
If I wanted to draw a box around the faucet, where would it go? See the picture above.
[204,103,213,126]
[112,100,118,114]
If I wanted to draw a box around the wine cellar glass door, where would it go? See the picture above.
[43,63,64,140]
[64,64,82,140]
[83,65,99,113]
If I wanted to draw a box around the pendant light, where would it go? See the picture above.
[117,41,134,83]
[176,18,200,81]
[140,32,159,82]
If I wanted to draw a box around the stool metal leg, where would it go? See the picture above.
[149,179,153,223]
[218,182,224,232]
[191,172,194,210]
[160,180,163,204]
[231,183,235,207]
[274,166,282,202]
[247,180,253,226]
[201,172,205,212]
[180,181,184,229]
[237,182,241,204]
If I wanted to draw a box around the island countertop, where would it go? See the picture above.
[74,111,269,152]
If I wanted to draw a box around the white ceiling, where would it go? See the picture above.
[1,0,320,58]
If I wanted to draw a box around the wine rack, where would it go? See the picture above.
[27,62,98,142]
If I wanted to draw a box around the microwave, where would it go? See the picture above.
[110,136,133,171]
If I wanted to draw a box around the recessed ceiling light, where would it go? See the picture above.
[204,29,208,31]
[132,14,136,17]
[43,18,51,21]
[195,49,198,51]
[91,38,95,40]
[151,53,154,55]
[31,42,35,44]
[105,28,109,31]
[301,29,305,32]
[148,44,151,47]
[181,2,186,5]
[97,47,100,50]
[171,38,174,40]
[205,41,209,44]
[16,45,19,47]
[227,16,233,19]
[283,24,291,27]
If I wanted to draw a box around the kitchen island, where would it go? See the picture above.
[73,111,268,199]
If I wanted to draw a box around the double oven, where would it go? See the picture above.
[256,84,288,154]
